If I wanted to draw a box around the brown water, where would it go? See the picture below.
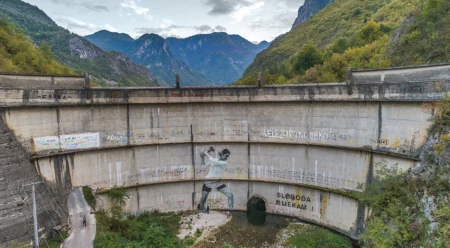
[194,211,289,248]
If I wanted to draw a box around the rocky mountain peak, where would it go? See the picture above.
[291,0,334,30]
[69,36,103,59]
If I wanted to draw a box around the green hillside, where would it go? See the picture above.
[238,0,437,85]
[0,19,71,74]
[0,0,158,87]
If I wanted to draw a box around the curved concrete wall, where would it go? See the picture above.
[2,101,429,238]
[4,102,430,157]
[2,66,449,240]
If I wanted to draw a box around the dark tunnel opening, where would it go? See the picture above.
[247,197,267,225]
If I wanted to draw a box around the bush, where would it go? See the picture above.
[293,44,323,75]
[94,210,184,248]
[82,186,95,209]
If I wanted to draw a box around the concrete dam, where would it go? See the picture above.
[1,63,450,244]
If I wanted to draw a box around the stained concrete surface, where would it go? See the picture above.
[64,188,95,248]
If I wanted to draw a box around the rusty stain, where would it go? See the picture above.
[295,187,302,206]
[320,192,329,222]
[112,91,122,98]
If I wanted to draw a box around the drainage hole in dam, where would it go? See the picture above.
[247,197,268,225]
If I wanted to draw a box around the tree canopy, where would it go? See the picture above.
[0,18,72,74]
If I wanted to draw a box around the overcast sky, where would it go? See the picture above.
[22,0,303,43]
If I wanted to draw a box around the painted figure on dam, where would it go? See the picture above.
[199,147,234,210]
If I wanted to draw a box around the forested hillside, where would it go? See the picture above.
[0,0,158,87]
[0,19,71,74]
[238,0,448,85]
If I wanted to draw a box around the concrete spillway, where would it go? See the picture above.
[1,64,450,242]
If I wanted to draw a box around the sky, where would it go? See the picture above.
[22,0,304,43]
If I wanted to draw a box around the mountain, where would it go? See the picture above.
[86,32,214,86]
[0,0,158,87]
[240,0,433,85]
[85,31,270,85]
[166,33,269,84]
[82,30,135,53]
[292,0,334,30]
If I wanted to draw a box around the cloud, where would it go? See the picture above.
[57,17,120,35]
[81,3,109,12]
[279,0,303,8]
[214,25,227,32]
[241,0,298,32]
[205,0,252,15]
[135,24,227,35]
[61,17,99,32]
[195,25,213,32]
[230,1,264,22]
[121,0,153,20]
[105,24,118,32]
[49,0,109,12]
[264,0,304,8]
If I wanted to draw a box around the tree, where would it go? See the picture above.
[330,37,350,54]
[40,41,54,61]
[293,44,323,75]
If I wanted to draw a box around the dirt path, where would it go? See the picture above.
[64,187,96,248]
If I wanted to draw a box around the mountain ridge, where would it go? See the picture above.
[0,0,159,87]
[86,30,270,85]
[86,31,215,86]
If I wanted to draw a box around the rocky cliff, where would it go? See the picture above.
[291,0,334,29]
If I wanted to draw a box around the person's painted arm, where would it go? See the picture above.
[200,152,211,169]
[204,151,214,159]
[213,159,228,169]
[200,160,210,169]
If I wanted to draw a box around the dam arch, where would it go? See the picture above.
[1,63,449,242]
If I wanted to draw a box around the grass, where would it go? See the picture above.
[285,223,353,248]
[94,210,187,248]
[82,186,95,209]
[39,230,69,248]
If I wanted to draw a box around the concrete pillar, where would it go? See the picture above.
[176,74,180,89]
[346,68,353,95]
[257,72,263,87]
[84,73,90,88]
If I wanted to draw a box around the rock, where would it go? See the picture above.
[292,0,334,30]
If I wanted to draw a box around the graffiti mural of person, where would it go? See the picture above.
[199,147,234,211]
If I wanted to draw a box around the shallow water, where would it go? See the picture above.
[194,211,290,248]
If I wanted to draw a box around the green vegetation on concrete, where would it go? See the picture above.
[0,18,72,74]
[95,210,185,248]
[237,0,433,85]
[359,94,450,247]
[94,187,197,248]
[82,186,95,209]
